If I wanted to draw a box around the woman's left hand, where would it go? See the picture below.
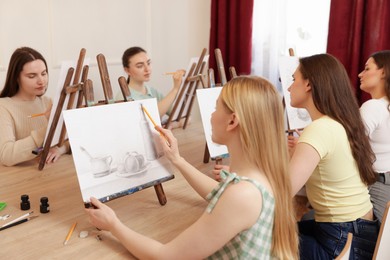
[85,197,120,231]
[45,145,67,164]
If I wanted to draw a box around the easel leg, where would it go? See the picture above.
[154,184,167,205]
[203,143,210,163]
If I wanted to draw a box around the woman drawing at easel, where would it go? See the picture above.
[119,46,185,125]
[0,47,69,166]
[288,54,379,259]
[86,76,299,259]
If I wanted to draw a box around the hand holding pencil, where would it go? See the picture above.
[141,104,171,147]
[164,69,186,91]
[27,102,53,120]
[154,126,181,164]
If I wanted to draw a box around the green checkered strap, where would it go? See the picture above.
[206,170,275,260]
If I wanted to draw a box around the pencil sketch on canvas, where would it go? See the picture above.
[196,87,229,158]
[279,55,311,130]
[63,98,174,204]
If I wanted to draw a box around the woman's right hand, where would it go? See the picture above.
[172,69,186,90]
[287,129,302,158]
[155,126,181,164]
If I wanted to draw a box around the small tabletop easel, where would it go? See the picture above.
[118,76,133,102]
[281,48,310,217]
[164,48,209,129]
[95,53,168,206]
[96,54,116,104]
[38,48,90,170]
[202,48,237,165]
[284,48,295,136]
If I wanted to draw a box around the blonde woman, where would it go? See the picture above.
[86,76,298,259]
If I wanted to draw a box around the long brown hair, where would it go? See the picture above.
[371,50,390,111]
[0,47,48,98]
[221,76,298,259]
[299,54,376,185]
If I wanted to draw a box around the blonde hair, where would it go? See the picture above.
[221,76,298,259]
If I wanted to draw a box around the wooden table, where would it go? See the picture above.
[0,123,216,259]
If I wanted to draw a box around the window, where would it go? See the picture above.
[252,0,331,91]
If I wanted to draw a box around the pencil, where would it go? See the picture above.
[141,104,171,147]
[164,72,176,75]
[0,216,38,231]
[1,211,34,228]
[63,222,77,245]
[27,113,45,118]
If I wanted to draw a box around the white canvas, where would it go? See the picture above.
[63,98,174,203]
[196,87,228,158]
[279,56,311,130]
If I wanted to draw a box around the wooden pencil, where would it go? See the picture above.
[27,113,45,118]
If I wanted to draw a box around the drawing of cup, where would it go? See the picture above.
[90,155,112,177]
[123,152,147,173]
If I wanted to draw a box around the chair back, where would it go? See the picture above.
[335,233,353,260]
[373,201,390,259]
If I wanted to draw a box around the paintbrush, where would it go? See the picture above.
[1,211,34,228]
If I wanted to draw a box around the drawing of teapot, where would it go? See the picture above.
[80,146,113,178]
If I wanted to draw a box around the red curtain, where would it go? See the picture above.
[326,0,390,104]
[209,0,254,83]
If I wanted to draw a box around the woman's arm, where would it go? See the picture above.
[86,180,262,259]
[157,70,185,117]
[0,106,45,166]
[156,126,218,199]
[289,142,320,195]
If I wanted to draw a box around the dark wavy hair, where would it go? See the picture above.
[370,50,390,111]
[299,53,376,185]
[0,47,48,97]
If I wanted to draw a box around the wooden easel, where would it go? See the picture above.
[282,48,310,219]
[97,54,116,104]
[284,48,295,136]
[202,48,237,164]
[164,48,208,129]
[38,49,90,170]
[95,53,168,206]
[118,76,133,102]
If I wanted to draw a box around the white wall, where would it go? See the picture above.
[0,0,210,120]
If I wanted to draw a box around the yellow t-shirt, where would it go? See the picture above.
[298,116,372,222]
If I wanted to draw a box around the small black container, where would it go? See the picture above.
[40,197,50,213]
[20,194,30,210]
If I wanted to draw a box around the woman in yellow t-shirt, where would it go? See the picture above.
[288,53,378,259]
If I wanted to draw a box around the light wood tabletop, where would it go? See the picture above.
[0,122,220,259]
